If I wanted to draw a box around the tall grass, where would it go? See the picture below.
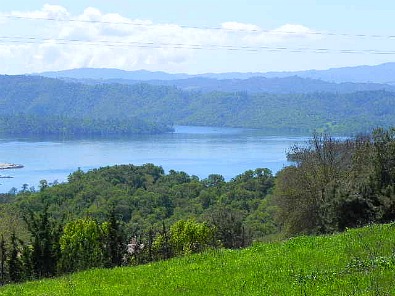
[1,223,394,295]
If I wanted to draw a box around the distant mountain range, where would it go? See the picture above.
[37,68,190,81]
[36,62,395,84]
[263,63,395,84]
[50,76,395,94]
[33,63,395,94]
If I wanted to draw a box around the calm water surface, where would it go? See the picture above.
[0,126,308,193]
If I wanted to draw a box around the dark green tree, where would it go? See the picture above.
[8,232,23,282]
[0,235,6,285]
[207,206,248,248]
[102,208,126,268]
[23,207,61,278]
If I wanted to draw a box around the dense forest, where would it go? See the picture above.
[1,75,395,135]
[57,75,395,94]
[0,127,394,285]
[0,114,172,136]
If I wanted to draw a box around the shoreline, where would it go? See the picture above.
[0,163,24,170]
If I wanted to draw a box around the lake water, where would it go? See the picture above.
[0,126,309,193]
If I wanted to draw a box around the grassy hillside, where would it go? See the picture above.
[2,223,394,295]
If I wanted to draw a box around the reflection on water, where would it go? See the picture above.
[0,126,309,193]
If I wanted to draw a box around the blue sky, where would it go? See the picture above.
[1,1,394,74]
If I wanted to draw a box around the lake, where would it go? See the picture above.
[0,126,309,193]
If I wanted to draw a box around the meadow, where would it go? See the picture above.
[1,223,394,296]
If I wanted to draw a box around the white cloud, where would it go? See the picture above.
[242,24,319,46]
[272,24,316,38]
[11,4,70,20]
[0,5,317,74]
[221,22,261,32]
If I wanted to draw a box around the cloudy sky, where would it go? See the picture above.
[0,1,394,74]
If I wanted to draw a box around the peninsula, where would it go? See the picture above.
[0,163,24,170]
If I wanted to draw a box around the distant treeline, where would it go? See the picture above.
[0,114,173,136]
[60,75,395,94]
[1,75,395,134]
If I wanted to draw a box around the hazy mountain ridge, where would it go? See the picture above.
[263,62,395,84]
[34,73,395,94]
[35,62,395,85]
[35,68,191,81]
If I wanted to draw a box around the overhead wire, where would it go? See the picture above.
[0,35,395,55]
[2,14,395,40]
[0,15,394,55]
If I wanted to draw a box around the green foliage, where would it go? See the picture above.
[0,235,6,285]
[206,206,249,249]
[101,208,126,268]
[10,164,275,245]
[23,207,62,278]
[59,218,106,273]
[167,219,215,255]
[7,233,23,283]
[0,163,277,284]
[273,128,395,236]
[0,204,29,244]
[372,127,395,189]
[2,223,395,295]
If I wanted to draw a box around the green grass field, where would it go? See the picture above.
[1,223,395,295]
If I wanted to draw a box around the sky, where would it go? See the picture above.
[0,1,394,74]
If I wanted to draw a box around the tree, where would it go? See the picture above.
[59,218,105,273]
[23,207,61,278]
[203,174,225,188]
[372,127,395,189]
[154,219,215,257]
[38,180,49,192]
[207,206,248,248]
[273,129,395,236]
[102,208,126,268]
[0,235,6,285]
[8,232,22,282]
[278,134,356,234]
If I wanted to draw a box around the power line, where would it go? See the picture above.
[3,14,395,40]
[1,35,395,55]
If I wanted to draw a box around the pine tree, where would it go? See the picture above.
[23,207,61,278]
[8,232,22,282]
[103,207,126,267]
[0,235,6,285]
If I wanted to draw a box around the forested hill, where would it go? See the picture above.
[0,75,174,136]
[40,74,395,94]
[1,75,395,134]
